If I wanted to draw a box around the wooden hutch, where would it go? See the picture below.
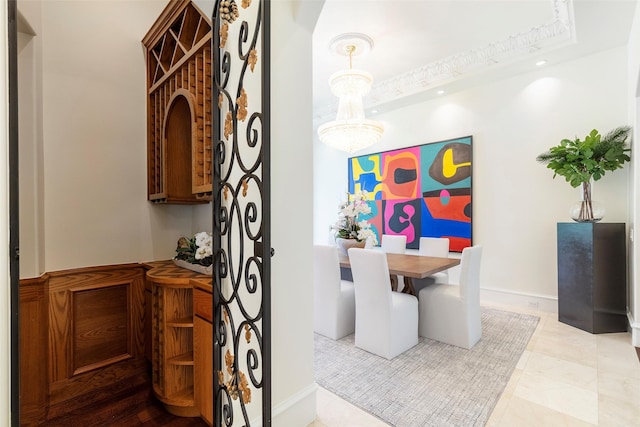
[142,0,213,204]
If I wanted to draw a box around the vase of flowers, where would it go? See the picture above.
[173,231,213,275]
[331,190,378,256]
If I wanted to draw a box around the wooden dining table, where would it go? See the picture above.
[338,251,460,296]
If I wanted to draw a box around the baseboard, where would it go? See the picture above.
[628,311,640,347]
[250,382,318,427]
[480,286,558,313]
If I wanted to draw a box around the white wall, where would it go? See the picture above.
[627,1,640,346]
[17,1,44,279]
[269,1,319,424]
[15,0,220,275]
[18,29,42,279]
[315,47,630,309]
[24,0,207,272]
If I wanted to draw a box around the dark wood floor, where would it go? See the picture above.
[45,375,208,427]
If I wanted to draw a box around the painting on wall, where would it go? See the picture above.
[348,136,472,252]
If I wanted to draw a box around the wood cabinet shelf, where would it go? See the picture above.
[166,387,197,405]
[168,351,194,366]
[167,316,194,328]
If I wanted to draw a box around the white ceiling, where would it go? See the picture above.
[312,0,638,125]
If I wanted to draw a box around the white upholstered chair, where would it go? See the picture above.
[313,245,356,340]
[419,237,451,284]
[381,234,406,291]
[348,247,418,359]
[418,245,482,349]
[381,234,406,254]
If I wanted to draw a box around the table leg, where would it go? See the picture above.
[401,276,416,296]
[390,274,398,292]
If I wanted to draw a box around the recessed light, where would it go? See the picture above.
[437,90,445,95]
[536,60,547,67]
[371,109,378,114]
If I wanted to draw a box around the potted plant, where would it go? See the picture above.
[331,190,378,255]
[536,126,631,222]
[174,231,213,274]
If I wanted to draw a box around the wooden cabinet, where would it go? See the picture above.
[142,0,213,204]
[193,278,213,425]
[557,222,628,333]
[146,260,210,417]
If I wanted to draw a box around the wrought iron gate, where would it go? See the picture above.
[211,0,271,425]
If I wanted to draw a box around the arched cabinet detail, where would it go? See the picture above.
[143,0,212,204]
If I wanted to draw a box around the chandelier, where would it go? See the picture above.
[317,34,384,154]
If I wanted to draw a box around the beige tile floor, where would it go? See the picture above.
[308,302,640,427]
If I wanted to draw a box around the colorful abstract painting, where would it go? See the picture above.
[348,136,472,252]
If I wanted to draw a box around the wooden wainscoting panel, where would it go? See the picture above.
[73,285,130,374]
[48,280,73,382]
[19,275,49,426]
[46,264,146,419]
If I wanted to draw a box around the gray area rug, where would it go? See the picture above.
[314,307,539,427]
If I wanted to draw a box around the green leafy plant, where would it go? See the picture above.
[536,126,631,221]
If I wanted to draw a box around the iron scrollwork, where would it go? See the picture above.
[212,0,271,425]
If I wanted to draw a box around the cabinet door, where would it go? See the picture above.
[194,315,212,425]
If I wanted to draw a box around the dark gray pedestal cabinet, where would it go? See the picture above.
[557,222,628,334]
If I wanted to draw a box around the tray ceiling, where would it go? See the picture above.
[312,0,637,123]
